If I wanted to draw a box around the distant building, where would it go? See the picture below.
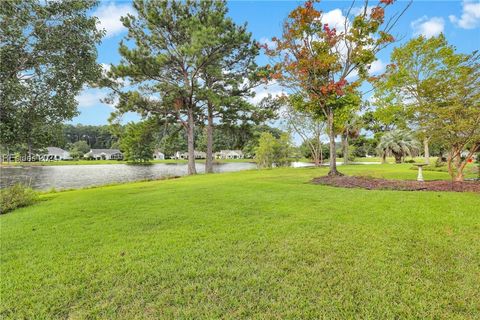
[43,147,72,161]
[84,149,123,160]
[461,151,478,159]
[173,150,206,159]
[153,150,165,160]
[173,151,185,160]
[215,150,244,160]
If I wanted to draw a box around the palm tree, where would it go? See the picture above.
[338,115,362,165]
[377,130,420,164]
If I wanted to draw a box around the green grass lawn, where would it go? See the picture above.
[1,165,479,319]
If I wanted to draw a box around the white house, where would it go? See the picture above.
[84,149,123,160]
[173,151,185,160]
[215,150,244,160]
[153,150,165,160]
[43,147,72,161]
[173,150,206,159]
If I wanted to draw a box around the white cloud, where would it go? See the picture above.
[93,2,134,38]
[100,63,111,73]
[449,0,480,29]
[259,37,277,49]
[350,6,374,17]
[369,59,386,75]
[249,81,287,105]
[345,59,386,81]
[321,9,348,32]
[411,16,445,38]
[76,88,114,109]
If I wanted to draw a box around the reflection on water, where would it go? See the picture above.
[0,162,257,190]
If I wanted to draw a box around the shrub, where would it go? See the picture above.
[0,184,38,214]
[255,132,292,168]
[255,132,276,169]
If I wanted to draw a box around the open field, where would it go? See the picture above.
[1,165,479,318]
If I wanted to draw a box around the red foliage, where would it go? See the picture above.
[386,63,397,69]
[380,0,394,5]
[319,78,349,96]
[370,7,384,20]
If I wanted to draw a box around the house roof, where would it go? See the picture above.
[220,150,243,154]
[88,149,122,155]
[47,147,69,155]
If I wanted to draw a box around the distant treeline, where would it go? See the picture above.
[0,122,284,157]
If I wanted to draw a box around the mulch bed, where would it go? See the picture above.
[312,175,480,192]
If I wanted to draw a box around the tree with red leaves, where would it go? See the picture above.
[263,0,409,175]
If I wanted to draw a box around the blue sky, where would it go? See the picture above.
[73,0,480,125]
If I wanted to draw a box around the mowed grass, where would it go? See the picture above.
[1,165,479,319]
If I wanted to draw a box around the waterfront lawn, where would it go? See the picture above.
[1,165,479,318]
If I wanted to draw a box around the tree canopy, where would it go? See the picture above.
[0,0,103,154]
[263,0,408,175]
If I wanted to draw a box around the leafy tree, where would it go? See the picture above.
[242,125,284,158]
[350,135,377,158]
[421,51,480,181]
[377,129,420,163]
[300,139,330,161]
[255,132,277,169]
[333,93,362,164]
[119,121,155,163]
[274,133,293,167]
[283,95,326,166]
[264,0,408,176]
[62,124,118,149]
[68,141,90,159]
[377,35,480,180]
[373,35,456,164]
[0,0,103,154]
[255,132,292,168]
[361,110,396,140]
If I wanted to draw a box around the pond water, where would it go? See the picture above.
[0,162,257,190]
[0,161,381,190]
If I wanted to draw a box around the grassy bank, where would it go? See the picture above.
[1,165,479,318]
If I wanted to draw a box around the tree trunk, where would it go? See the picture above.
[186,107,197,175]
[205,103,214,174]
[327,109,341,176]
[446,151,455,180]
[453,146,479,182]
[319,143,323,165]
[313,149,320,166]
[341,133,349,165]
[394,153,402,164]
[423,137,430,165]
[381,151,387,164]
[27,138,33,162]
[454,171,464,182]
